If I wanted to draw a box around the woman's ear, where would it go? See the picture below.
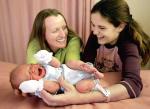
[118,22,126,32]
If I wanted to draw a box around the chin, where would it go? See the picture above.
[98,41,106,45]
[59,44,66,48]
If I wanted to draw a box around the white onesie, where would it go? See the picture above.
[43,64,94,85]
[20,50,109,99]
[34,50,94,85]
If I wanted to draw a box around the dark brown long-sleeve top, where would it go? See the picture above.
[82,33,143,98]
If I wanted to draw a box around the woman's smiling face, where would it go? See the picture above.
[44,15,68,52]
[91,12,123,45]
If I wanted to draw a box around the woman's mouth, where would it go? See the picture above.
[57,38,66,43]
[57,39,65,42]
[98,36,104,40]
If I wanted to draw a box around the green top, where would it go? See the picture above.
[26,35,81,64]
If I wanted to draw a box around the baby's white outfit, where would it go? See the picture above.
[43,64,94,85]
[20,50,110,101]
[34,50,94,85]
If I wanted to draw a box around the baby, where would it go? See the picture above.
[10,50,106,97]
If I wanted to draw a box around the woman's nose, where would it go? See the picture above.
[59,29,66,37]
[92,28,100,36]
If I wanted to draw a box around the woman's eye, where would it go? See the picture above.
[51,26,67,33]
[98,26,106,30]
[100,27,105,30]
[62,26,67,30]
[52,29,59,33]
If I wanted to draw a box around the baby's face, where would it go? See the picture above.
[10,64,45,90]
[28,64,46,80]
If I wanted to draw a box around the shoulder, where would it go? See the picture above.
[68,36,80,42]
[28,38,40,47]
[27,38,41,58]
[67,28,81,41]
[67,34,81,46]
[118,41,139,52]
[117,41,140,58]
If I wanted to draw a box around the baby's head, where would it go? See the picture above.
[10,64,31,90]
[10,64,46,90]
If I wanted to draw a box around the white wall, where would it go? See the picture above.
[126,0,150,36]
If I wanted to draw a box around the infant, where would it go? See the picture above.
[10,50,107,97]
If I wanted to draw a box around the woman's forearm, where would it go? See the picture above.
[72,84,130,104]
[40,84,130,106]
[107,84,130,102]
[40,72,130,106]
[40,90,106,106]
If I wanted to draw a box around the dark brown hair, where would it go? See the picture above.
[91,0,150,65]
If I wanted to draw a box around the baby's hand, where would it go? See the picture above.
[80,63,104,79]
[50,57,61,68]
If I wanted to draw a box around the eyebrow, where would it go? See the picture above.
[91,21,105,28]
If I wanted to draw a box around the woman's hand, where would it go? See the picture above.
[40,77,82,106]
[40,77,109,106]
[66,60,103,79]
[80,63,104,79]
